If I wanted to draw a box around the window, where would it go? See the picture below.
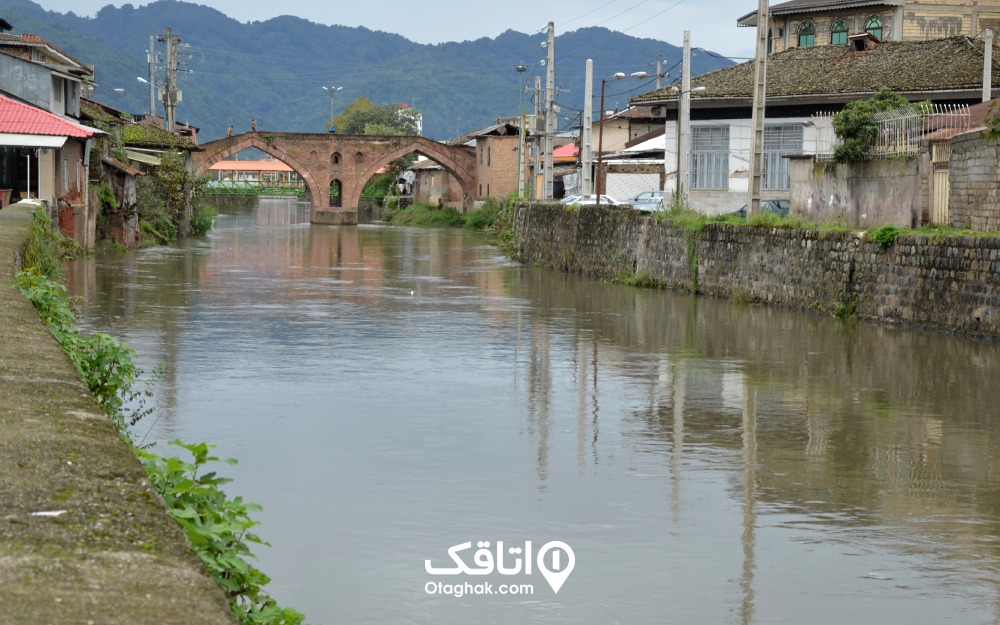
[767,28,773,54]
[866,16,883,41]
[763,125,803,191]
[831,20,848,45]
[690,126,729,190]
[798,22,815,47]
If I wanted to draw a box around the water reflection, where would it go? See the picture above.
[68,199,1000,625]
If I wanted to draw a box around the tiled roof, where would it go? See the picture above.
[631,37,1000,105]
[208,160,293,172]
[737,0,902,27]
[120,123,198,150]
[0,93,93,137]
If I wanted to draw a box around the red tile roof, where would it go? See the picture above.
[209,160,294,172]
[0,93,93,138]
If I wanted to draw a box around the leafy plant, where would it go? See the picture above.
[135,150,215,245]
[137,441,305,625]
[832,88,911,162]
[464,198,501,230]
[870,224,902,249]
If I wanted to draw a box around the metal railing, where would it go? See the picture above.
[811,103,970,160]
[206,180,307,197]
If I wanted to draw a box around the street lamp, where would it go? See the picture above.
[322,85,342,123]
[515,62,528,197]
[596,71,647,199]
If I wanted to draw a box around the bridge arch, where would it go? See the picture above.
[194,133,323,208]
[348,138,476,213]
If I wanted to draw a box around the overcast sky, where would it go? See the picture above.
[34,0,761,59]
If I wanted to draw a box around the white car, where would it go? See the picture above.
[628,190,665,212]
[559,194,620,206]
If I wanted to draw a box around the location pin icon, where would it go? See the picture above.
[536,541,575,594]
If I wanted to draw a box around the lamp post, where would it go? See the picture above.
[596,71,647,199]
[515,62,528,197]
[322,85,342,125]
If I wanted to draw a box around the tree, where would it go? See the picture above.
[329,98,420,135]
[832,88,911,162]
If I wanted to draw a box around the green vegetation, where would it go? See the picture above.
[612,270,664,289]
[489,196,519,258]
[384,198,502,231]
[386,203,465,227]
[135,151,215,245]
[869,224,902,249]
[14,209,302,625]
[330,98,421,135]
[832,88,913,162]
[138,442,305,625]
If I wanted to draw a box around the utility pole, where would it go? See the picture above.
[656,54,664,90]
[534,75,542,198]
[747,0,770,216]
[147,34,156,116]
[543,21,556,200]
[582,59,594,197]
[676,30,692,203]
[158,27,190,132]
[984,29,994,102]
[160,27,179,131]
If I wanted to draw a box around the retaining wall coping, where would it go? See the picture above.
[0,205,235,624]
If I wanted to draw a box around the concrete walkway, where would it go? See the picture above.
[0,204,235,624]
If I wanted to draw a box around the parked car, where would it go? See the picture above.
[627,190,665,212]
[734,199,790,218]
[560,194,621,206]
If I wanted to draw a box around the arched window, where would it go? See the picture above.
[798,22,815,47]
[331,152,342,166]
[354,152,365,166]
[831,20,848,45]
[866,16,883,41]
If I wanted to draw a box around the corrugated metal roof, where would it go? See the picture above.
[0,93,93,138]
[631,36,999,105]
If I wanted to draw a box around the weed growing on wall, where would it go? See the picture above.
[870,224,902,249]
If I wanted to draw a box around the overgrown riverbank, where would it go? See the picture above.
[15,209,304,625]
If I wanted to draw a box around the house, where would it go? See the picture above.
[79,98,201,245]
[446,121,525,202]
[0,27,103,245]
[737,0,1000,53]
[627,35,1000,214]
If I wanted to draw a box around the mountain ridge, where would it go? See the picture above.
[0,0,734,140]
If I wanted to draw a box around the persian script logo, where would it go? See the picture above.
[425,540,575,594]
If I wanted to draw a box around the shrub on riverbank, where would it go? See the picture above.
[384,200,503,230]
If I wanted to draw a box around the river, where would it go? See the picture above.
[68,198,1000,625]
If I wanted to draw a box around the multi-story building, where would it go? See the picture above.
[738,0,1000,53]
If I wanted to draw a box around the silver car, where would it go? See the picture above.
[628,190,665,212]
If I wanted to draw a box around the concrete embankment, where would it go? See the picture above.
[514,203,1000,339]
[0,204,234,624]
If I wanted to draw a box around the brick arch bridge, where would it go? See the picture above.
[193,132,476,224]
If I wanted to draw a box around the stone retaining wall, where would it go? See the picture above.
[0,204,235,625]
[950,131,1000,231]
[514,203,1000,338]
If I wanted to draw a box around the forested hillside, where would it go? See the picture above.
[0,0,734,140]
